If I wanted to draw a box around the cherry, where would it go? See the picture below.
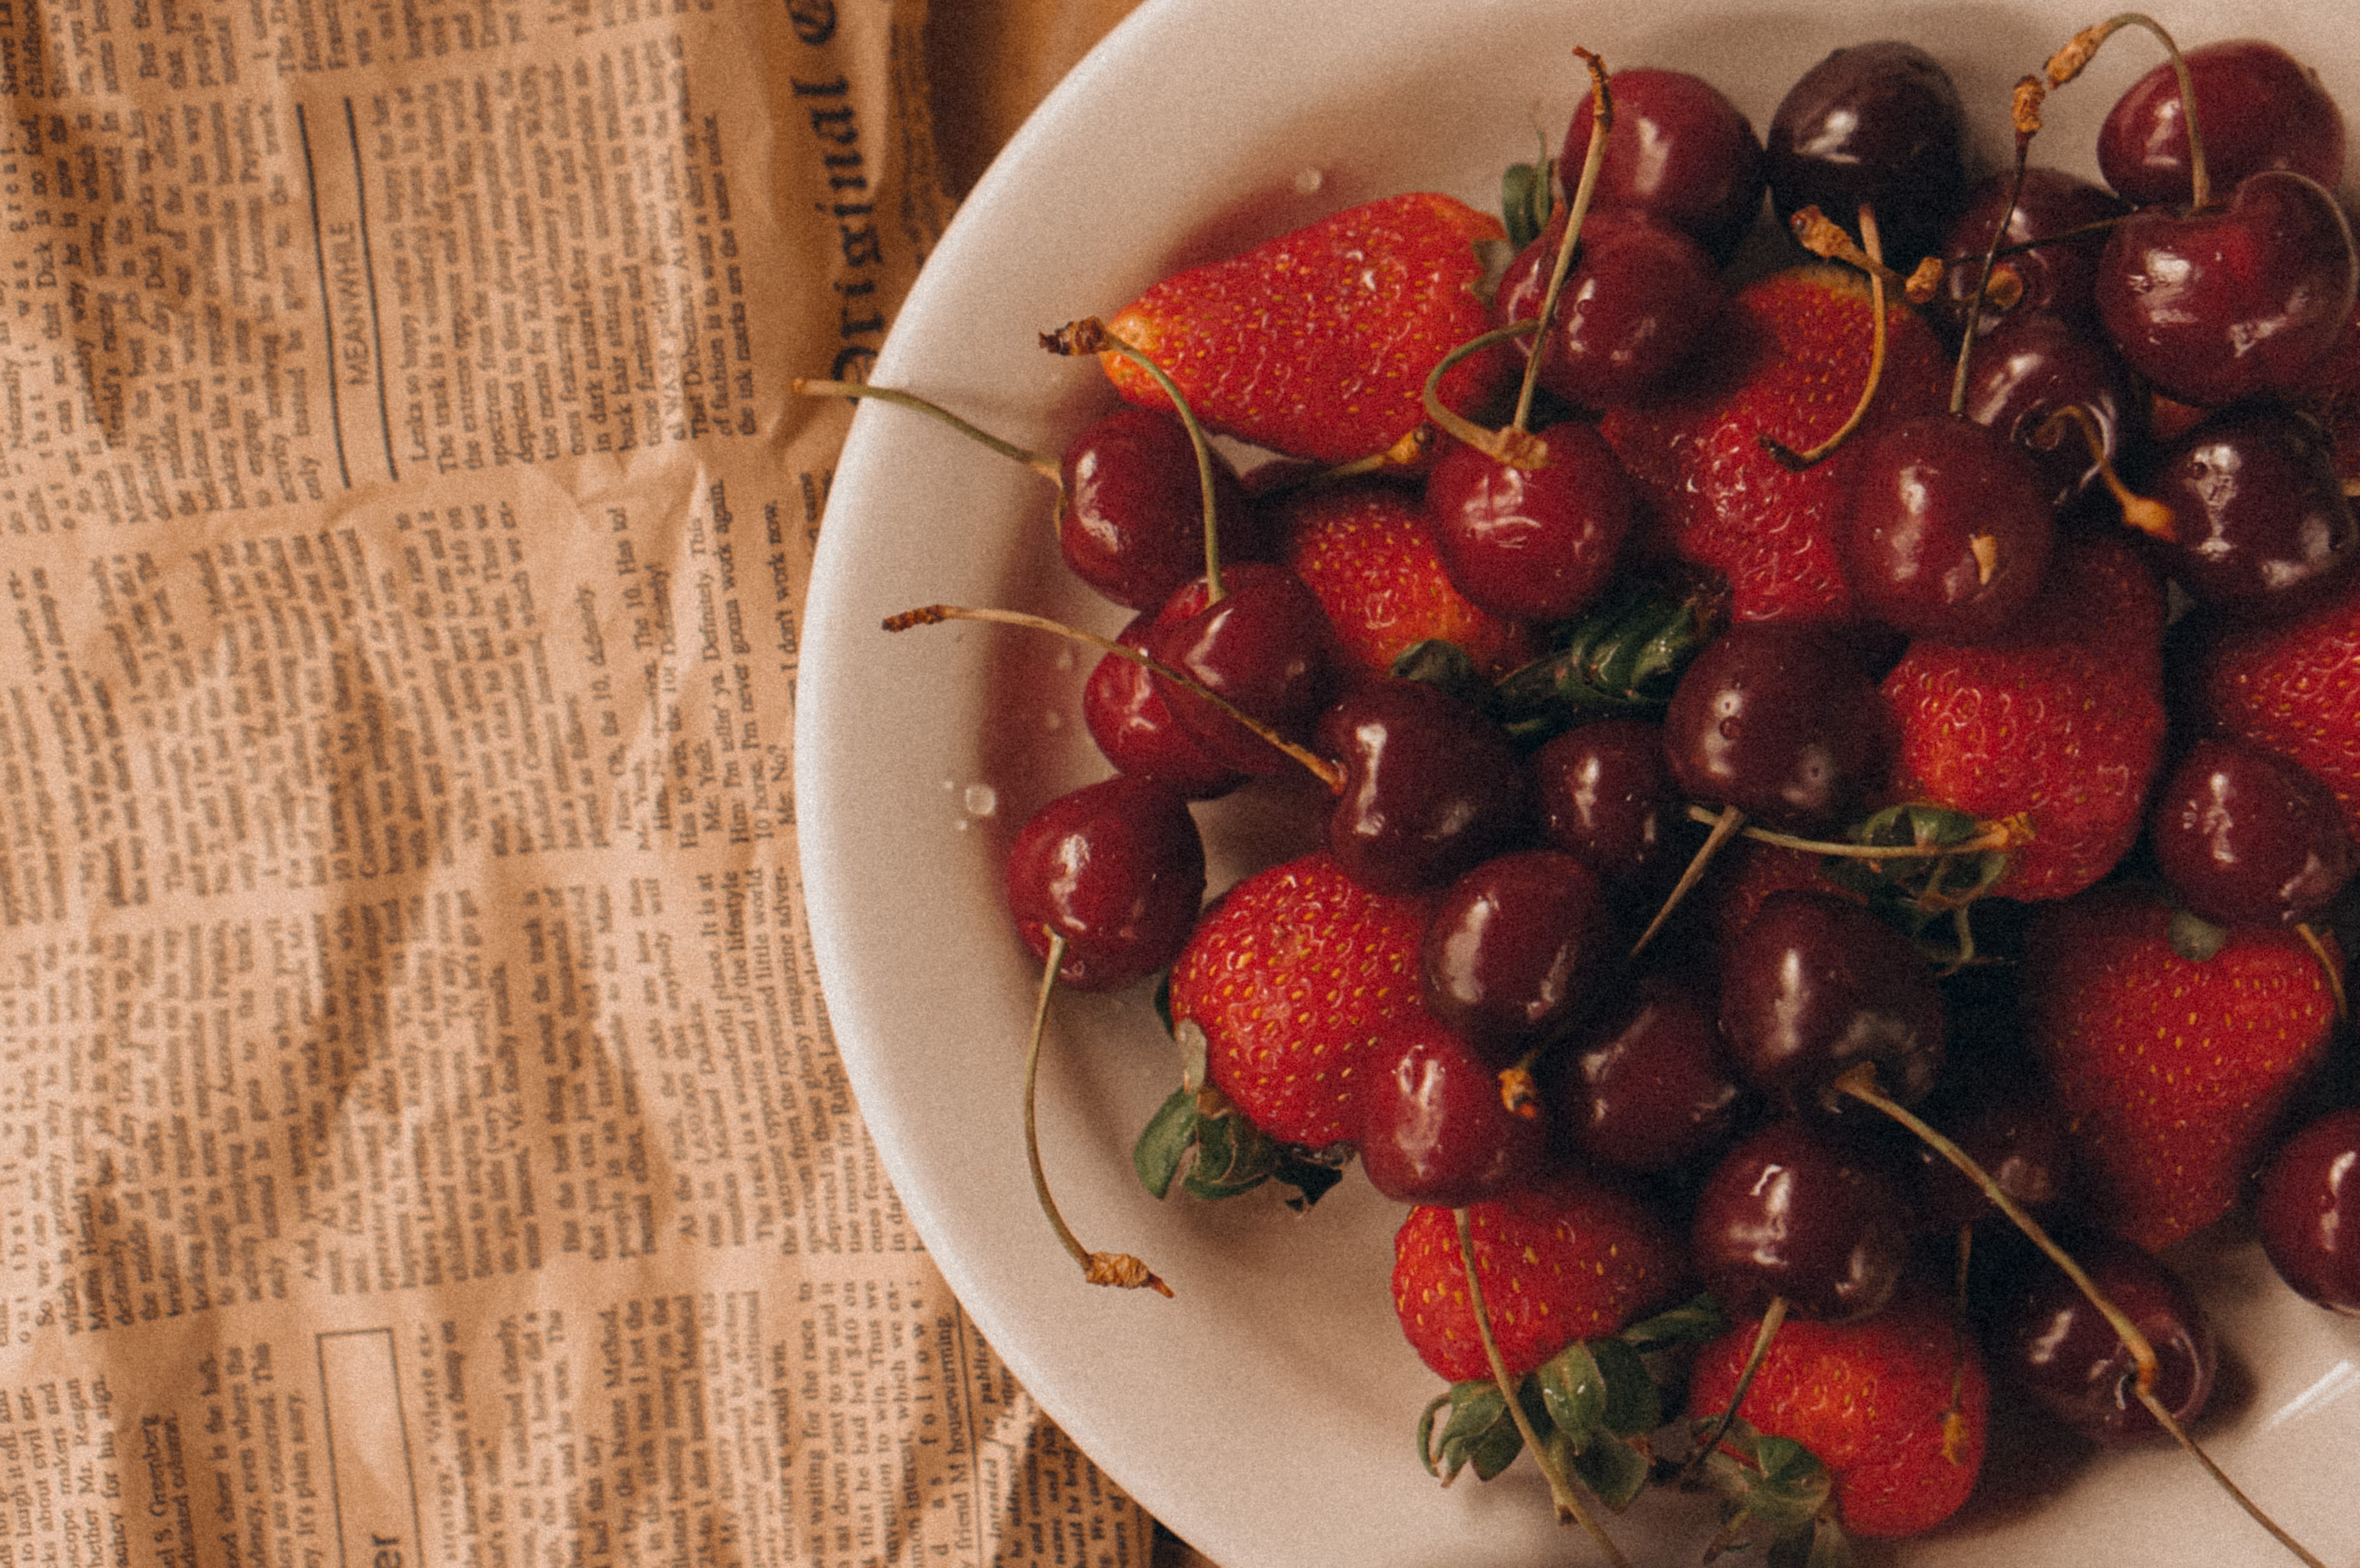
[1765,40,1967,265]
[1548,978,1743,1175]
[1987,1226,2215,1444]
[1357,1015,1551,1206]
[2094,169,2359,411]
[2255,1106,2360,1315]
[1661,624,1893,834]
[1939,168,2130,337]
[1082,610,1250,799]
[1913,1056,2076,1233]
[1003,775,1206,992]
[1492,209,1721,409]
[1419,849,1611,1063]
[1315,678,1528,895]
[2149,738,2356,927]
[2098,39,2347,209]
[1144,562,1338,775]
[1691,1118,1913,1322]
[1530,718,1683,894]
[1424,423,1635,624]
[2145,403,2360,618]
[1059,404,1265,611]
[1958,309,2142,513]
[1558,65,1767,264]
[1718,889,1946,1116]
[1841,414,2056,642]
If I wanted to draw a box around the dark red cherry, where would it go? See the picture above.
[1531,718,1683,894]
[1959,310,2143,512]
[1425,423,1634,624]
[2150,738,2356,926]
[1939,168,2130,336]
[1550,979,1743,1174]
[1989,1227,2215,1443]
[2097,39,2347,209]
[1004,775,1205,992]
[1842,414,2055,642]
[2094,170,2359,410]
[1144,562,1337,775]
[1058,404,1264,611]
[1419,849,1611,1062]
[1358,1015,1551,1206]
[1316,678,1528,895]
[2256,1106,2360,1315]
[1493,209,1721,408]
[1765,40,1967,265]
[1719,889,1945,1115]
[2146,403,2360,617]
[1083,611,1249,799]
[1559,65,1767,264]
[1913,1058,2075,1232]
[1662,624,1892,834]
[1691,1119,1912,1321]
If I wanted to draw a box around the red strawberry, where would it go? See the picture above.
[1101,193,1518,466]
[1687,1287,1988,1539]
[2024,883,2338,1252]
[1390,1172,1686,1383]
[1598,265,1950,626]
[1167,852,1430,1149]
[1878,534,2167,899]
[1276,478,1539,681]
[2198,576,2360,842]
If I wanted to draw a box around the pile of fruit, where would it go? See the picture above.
[841,16,2360,1567]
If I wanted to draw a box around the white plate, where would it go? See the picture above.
[796,4,2360,1565]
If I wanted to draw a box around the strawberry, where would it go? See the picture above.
[1598,265,1950,626]
[2197,576,2360,843]
[1686,1287,1988,1540]
[1878,534,2168,900]
[1390,1171,1686,1384]
[2024,883,2338,1253]
[1275,478,1539,681]
[1167,851,1430,1149]
[1100,193,1518,466]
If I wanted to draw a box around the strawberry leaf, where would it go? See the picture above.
[1132,1079,1349,1208]
[1390,638,1492,710]
[1537,1342,1609,1441]
[1622,1291,1730,1352]
[1420,1381,1519,1484]
[1588,1335,1661,1437]
[1131,1089,1198,1200]
[2168,906,2229,963]
[1501,160,1552,252]
[1493,582,1719,743]
[1566,1433,1653,1513]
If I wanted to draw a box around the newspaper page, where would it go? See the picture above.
[0,0,1157,1563]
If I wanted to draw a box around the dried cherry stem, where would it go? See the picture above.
[1677,1295,1789,1485]
[2132,1384,2328,1568]
[1509,47,1615,434]
[2046,13,2209,210]
[1787,206,1936,298]
[883,604,1346,790]
[1682,804,2021,861]
[1423,322,1549,466]
[1452,1207,1632,1568]
[2294,922,2350,1020]
[1498,1043,1545,1119]
[1950,77,2047,415]
[1024,935,1172,1296]
[2034,404,2178,540]
[1044,317,1230,600]
[1631,804,1747,957]
[1761,204,1890,471]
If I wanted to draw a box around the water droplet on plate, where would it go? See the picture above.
[964,784,998,817]
[1295,167,1325,195]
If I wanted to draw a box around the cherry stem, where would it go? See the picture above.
[1023,935,1173,1297]
[1951,84,2042,416]
[795,377,1066,513]
[1423,322,1549,466]
[2033,405,2177,541]
[2133,1384,2327,1568]
[1678,1295,1788,1485]
[1511,47,1615,434]
[1761,205,1889,471]
[1682,804,2019,861]
[1452,1207,1632,1567]
[882,603,1347,790]
[2294,922,2350,1021]
[2047,14,2208,210]
[1043,318,1230,602]
[1631,804,1747,957]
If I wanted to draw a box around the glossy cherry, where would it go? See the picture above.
[1661,624,1892,834]
[1691,1118,1913,1322]
[1425,423,1635,624]
[2256,1106,2360,1315]
[2098,38,2347,208]
[1419,849,1611,1062]
[1493,209,1721,408]
[1082,610,1250,799]
[1913,1057,2076,1233]
[1059,404,1264,611]
[1144,562,1337,775]
[1958,309,2143,512]
[1550,979,1743,1174]
[1559,65,1767,263]
[1003,775,1206,992]
[1358,1014,1552,1206]
[2149,738,2356,926]
[1718,889,1946,1115]
[1531,718,1683,894]
[1988,1227,2216,1443]
[2146,403,2360,617]
[1842,414,2056,642]
[1316,678,1528,895]
[1765,40,1967,264]
[1939,167,2130,337]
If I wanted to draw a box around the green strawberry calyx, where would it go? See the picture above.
[1696,1419,1850,1568]
[1130,1015,1350,1209]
